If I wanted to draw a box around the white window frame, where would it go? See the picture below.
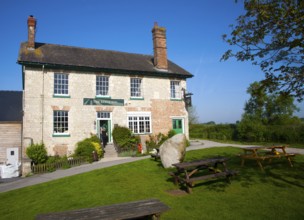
[54,73,69,96]
[170,80,181,99]
[97,111,111,119]
[128,112,151,134]
[96,75,109,97]
[53,110,69,135]
[130,78,143,98]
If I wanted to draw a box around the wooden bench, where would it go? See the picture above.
[240,146,296,171]
[170,158,238,193]
[170,170,238,185]
[36,199,170,220]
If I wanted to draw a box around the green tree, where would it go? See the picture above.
[244,81,299,125]
[222,0,304,101]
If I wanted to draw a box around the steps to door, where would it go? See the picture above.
[102,144,118,159]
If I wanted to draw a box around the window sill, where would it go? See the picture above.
[130,97,144,100]
[53,95,71,98]
[52,133,71,137]
[133,133,151,135]
[170,98,182,101]
[95,95,111,99]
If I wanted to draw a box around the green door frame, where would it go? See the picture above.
[172,118,184,134]
[97,119,112,143]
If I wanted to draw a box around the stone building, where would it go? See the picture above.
[0,91,22,165]
[17,16,193,160]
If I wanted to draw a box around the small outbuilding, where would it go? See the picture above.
[0,91,23,166]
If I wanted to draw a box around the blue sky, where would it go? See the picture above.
[1,0,303,123]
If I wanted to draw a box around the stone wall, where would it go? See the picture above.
[23,67,189,156]
[0,123,22,164]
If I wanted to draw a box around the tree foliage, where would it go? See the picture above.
[222,0,304,101]
[244,81,299,124]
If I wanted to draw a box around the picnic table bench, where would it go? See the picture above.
[35,199,170,220]
[169,157,238,193]
[239,145,296,171]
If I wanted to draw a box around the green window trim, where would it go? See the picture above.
[53,95,71,98]
[130,97,144,100]
[170,98,183,101]
[52,134,71,137]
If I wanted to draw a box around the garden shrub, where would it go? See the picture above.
[75,139,96,163]
[145,133,166,151]
[87,134,103,158]
[146,130,181,152]
[26,142,48,165]
[112,126,140,152]
[92,142,102,158]
[46,155,70,171]
[88,134,101,144]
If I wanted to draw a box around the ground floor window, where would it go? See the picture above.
[53,110,69,134]
[128,112,151,134]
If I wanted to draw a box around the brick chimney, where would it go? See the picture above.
[27,15,36,49]
[152,22,168,70]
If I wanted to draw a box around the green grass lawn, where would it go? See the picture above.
[1,147,304,220]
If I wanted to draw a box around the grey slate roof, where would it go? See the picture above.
[18,42,193,78]
[0,91,23,122]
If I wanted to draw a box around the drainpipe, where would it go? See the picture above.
[41,65,45,142]
[21,66,25,165]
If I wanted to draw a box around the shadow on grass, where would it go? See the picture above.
[235,156,304,189]
[150,147,304,194]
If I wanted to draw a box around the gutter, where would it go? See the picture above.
[17,61,193,79]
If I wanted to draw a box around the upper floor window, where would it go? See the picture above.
[96,76,109,96]
[130,78,142,98]
[54,73,69,95]
[53,110,69,134]
[170,80,181,99]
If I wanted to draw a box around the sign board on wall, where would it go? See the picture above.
[83,98,124,106]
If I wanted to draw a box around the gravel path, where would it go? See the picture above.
[188,140,304,155]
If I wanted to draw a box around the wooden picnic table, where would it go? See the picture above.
[170,157,237,193]
[240,145,295,171]
[35,199,170,220]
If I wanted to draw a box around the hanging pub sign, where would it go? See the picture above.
[183,90,193,108]
[83,98,124,106]
[185,96,192,107]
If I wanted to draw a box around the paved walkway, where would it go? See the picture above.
[1,140,303,193]
[187,140,304,155]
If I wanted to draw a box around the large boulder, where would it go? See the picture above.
[159,134,187,168]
